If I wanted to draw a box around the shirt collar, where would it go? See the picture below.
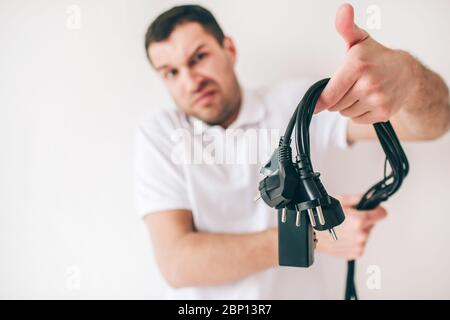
[187,87,267,135]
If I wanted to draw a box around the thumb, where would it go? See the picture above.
[335,3,369,49]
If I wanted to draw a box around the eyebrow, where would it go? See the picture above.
[155,43,206,71]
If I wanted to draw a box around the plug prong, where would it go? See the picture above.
[316,205,326,225]
[329,228,338,241]
[307,208,316,227]
[281,207,287,223]
[253,194,261,202]
[295,205,301,227]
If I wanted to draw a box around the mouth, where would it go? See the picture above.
[194,89,217,107]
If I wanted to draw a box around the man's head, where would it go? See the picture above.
[145,5,241,127]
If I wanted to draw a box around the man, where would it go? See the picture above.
[134,4,450,299]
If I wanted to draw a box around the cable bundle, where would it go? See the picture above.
[259,78,409,300]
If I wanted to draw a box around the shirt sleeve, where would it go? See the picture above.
[133,115,192,219]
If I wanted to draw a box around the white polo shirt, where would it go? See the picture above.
[134,78,349,299]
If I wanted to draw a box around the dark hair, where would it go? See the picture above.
[144,5,225,55]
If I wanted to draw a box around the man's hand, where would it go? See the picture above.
[315,195,387,260]
[315,4,426,124]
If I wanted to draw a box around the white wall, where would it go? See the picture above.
[0,0,449,299]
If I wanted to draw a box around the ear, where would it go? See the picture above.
[222,36,237,65]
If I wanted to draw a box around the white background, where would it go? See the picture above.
[1,0,449,299]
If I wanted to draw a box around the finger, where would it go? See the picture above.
[358,207,387,228]
[335,3,370,49]
[336,194,363,206]
[328,86,358,112]
[367,206,388,222]
[353,110,380,124]
[328,79,368,113]
[315,4,371,114]
[339,101,372,118]
[315,58,360,113]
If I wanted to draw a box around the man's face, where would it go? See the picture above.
[148,22,241,127]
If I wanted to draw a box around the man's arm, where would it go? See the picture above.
[144,209,277,288]
[145,205,388,288]
[314,4,450,143]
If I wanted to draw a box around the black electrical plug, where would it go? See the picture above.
[257,139,299,209]
[293,154,345,240]
[257,138,345,240]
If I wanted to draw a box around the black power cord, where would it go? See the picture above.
[345,120,409,300]
[257,78,409,300]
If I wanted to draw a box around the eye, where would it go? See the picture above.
[192,52,207,64]
[165,69,178,80]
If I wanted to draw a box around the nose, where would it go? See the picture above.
[181,68,204,93]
